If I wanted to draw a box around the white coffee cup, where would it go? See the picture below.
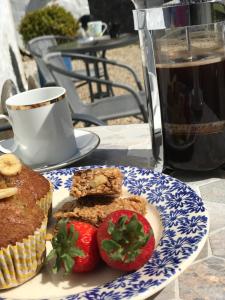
[0,86,77,166]
[87,21,108,37]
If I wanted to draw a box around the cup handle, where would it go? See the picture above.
[102,22,108,35]
[0,114,17,153]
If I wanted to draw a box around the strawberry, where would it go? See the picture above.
[97,210,155,272]
[47,218,100,273]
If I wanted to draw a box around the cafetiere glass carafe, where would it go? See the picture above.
[132,1,225,171]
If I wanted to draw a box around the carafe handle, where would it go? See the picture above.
[141,28,164,172]
[102,22,108,35]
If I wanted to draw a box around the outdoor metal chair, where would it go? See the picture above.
[27,35,105,98]
[0,79,16,132]
[27,35,74,87]
[1,79,17,115]
[44,52,148,122]
[0,79,105,128]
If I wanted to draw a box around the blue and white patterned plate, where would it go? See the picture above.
[1,165,209,300]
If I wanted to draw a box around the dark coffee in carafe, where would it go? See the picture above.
[156,53,225,171]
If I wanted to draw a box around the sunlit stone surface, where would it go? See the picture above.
[179,257,225,300]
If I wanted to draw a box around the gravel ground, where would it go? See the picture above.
[22,43,145,126]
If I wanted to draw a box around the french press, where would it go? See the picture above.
[132,0,225,171]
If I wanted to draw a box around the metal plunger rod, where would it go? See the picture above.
[185,27,192,60]
[180,0,192,60]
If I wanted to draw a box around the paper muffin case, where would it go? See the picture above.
[0,218,47,289]
[37,182,53,216]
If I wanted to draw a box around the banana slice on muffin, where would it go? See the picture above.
[0,154,52,216]
[0,187,18,199]
[0,154,22,176]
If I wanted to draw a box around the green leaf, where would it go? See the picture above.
[125,250,140,263]
[126,215,139,232]
[61,254,74,274]
[108,220,115,235]
[59,218,68,237]
[68,227,79,249]
[141,233,150,247]
[111,229,124,242]
[52,256,62,274]
[102,239,121,253]
[52,264,58,274]
[68,223,75,239]
[118,215,128,229]
[110,248,125,261]
[68,247,85,258]
[46,249,56,262]
[136,222,144,235]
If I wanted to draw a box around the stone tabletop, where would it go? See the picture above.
[76,124,225,300]
[76,124,153,168]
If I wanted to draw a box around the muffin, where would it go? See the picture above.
[0,154,52,216]
[0,192,47,289]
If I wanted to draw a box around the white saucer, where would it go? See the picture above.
[0,129,100,172]
[77,36,94,44]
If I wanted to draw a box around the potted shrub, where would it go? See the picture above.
[19,5,80,43]
[19,5,80,86]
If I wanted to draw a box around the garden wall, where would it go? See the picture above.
[0,0,25,94]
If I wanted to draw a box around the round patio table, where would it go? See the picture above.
[50,33,139,100]
[51,33,138,54]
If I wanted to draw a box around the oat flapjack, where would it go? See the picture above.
[70,168,123,198]
[54,195,147,227]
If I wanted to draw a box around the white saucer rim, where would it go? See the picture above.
[0,129,100,172]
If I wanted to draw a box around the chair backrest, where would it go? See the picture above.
[1,79,18,114]
[27,36,58,85]
[27,35,73,86]
[44,53,85,114]
[27,36,57,56]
